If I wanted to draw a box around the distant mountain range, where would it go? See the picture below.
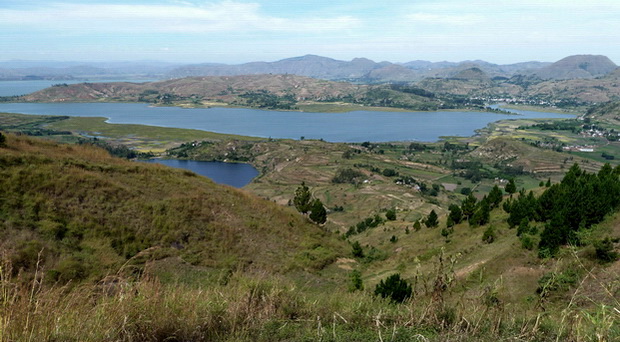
[0,60,180,80]
[1,55,617,84]
[166,54,558,83]
[7,54,620,107]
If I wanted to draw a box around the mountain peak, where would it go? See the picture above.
[531,54,617,80]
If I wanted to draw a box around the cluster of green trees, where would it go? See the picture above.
[388,84,436,98]
[504,164,620,257]
[520,120,582,132]
[357,88,441,111]
[0,95,24,102]
[448,184,503,228]
[293,182,327,224]
[238,90,297,110]
[345,215,384,237]
[77,138,154,159]
[332,168,365,184]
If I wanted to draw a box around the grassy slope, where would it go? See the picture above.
[0,112,261,152]
[0,134,345,283]
[1,103,620,340]
[0,137,619,340]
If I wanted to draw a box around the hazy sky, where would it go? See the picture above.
[2,0,619,64]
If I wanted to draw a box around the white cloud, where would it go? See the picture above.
[0,1,361,34]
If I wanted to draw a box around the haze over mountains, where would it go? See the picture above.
[1,54,617,84]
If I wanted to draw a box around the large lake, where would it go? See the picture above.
[139,159,258,188]
[0,102,574,142]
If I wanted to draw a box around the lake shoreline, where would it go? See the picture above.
[0,102,574,143]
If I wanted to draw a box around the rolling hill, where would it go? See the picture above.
[19,74,451,110]
[0,133,344,283]
[529,54,617,80]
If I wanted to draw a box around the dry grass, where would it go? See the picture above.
[1,251,618,342]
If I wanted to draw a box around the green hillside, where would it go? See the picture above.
[1,133,619,341]
[16,75,453,111]
[0,133,344,283]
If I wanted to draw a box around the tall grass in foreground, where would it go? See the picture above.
[1,255,618,342]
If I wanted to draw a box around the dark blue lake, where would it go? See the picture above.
[0,103,574,142]
[139,159,258,188]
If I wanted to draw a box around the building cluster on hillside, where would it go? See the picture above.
[580,127,620,141]
[472,96,555,107]
[562,145,595,152]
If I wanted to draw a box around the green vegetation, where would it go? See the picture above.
[373,273,412,303]
[0,112,259,153]
[2,88,620,340]
[293,182,312,214]
[331,167,366,184]
[0,134,343,283]
[237,90,297,110]
[503,163,620,257]
[424,209,439,228]
[594,237,619,262]
[293,182,327,224]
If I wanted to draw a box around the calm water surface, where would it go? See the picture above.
[139,159,258,188]
[0,102,574,142]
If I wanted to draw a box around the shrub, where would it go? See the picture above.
[385,208,396,221]
[382,168,398,177]
[374,273,412,303]
[348,270,364,292]
[537,269,578,294]
[53,256,89,283]
[594,238,618,263]
[521,234,534,250]
[413,220,422,231]
[482,226,496,244]
[351,241,364,258]
[332,168,365,184]
[11,240,45,274]
[441,227,453,240]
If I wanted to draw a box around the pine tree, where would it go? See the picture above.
[425,209,439,228]
[351,241,364,258]
[309,198,327,224]
[488,185,503,208]
[517,218,529,236]
[470,197,490,227]
[461,193,477,220]
[293,182,311,214]
[448,204,462,225]
[505,178,517,195]
[446,215,455,228]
